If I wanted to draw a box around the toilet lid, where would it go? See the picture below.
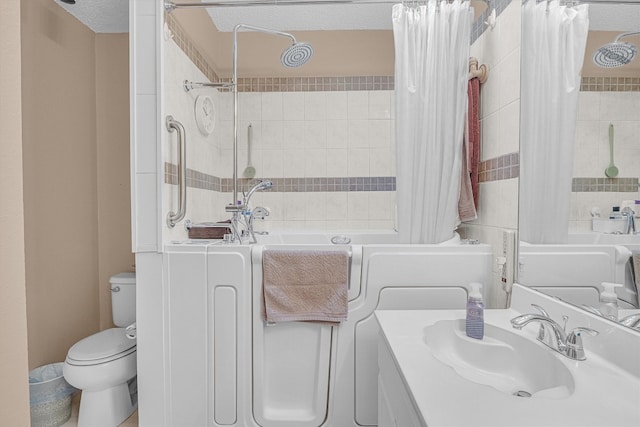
[67,328,136,363]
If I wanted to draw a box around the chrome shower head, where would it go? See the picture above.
[281,42,314,68]
[593,32,639,68]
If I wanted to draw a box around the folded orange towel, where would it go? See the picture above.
[262,249,349,324]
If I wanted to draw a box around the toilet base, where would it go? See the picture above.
[78,378,137,427]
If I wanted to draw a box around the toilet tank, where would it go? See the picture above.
[110,272,136,327]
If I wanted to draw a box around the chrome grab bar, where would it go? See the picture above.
[166,116,187,228]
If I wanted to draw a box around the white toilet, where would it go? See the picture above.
[63,272,137,427]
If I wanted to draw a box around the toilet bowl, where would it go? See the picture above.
[63,272,137,427]
[64,329,137,426]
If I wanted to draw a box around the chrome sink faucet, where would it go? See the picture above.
[511,308,599,361]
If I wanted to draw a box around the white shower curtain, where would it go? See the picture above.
[519,0,589,244]
[393,0,472,244]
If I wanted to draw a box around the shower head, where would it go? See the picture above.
[60,0,76,3]
[281,42,314,68]
[593,32,639,68]
[233,24,313,69]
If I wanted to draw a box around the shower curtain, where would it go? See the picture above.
[519,0,589,244]
[393,0,472,244]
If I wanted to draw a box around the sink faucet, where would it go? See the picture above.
[511,310,598,361]
[621,207,636,234]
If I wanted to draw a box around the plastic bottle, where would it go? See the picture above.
[466,282,484,339]
[610,206,622,219]
[599,282,622,321]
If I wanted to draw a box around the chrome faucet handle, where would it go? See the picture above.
[619,313,640,328]
[530,304,550,341]
[565,327,599,361]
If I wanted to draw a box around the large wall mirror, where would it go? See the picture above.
[518,1,640,329]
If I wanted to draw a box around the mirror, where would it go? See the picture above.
[518,2,640,329]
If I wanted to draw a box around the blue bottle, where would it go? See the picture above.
[466,282,484,339]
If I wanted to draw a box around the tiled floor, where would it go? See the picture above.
[61,395,138,427]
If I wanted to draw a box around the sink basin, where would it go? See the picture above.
[423,319,575,398]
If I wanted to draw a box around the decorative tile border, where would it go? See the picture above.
[479,152,519,182]
[580,77,640,92]
[572,177,639,192]
[218,76,394,92]
[166,13,223,85]
[165,163,396,192]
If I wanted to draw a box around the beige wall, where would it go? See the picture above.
[96,34,134,329]
[21,0,132,369]
[0,0,31,424]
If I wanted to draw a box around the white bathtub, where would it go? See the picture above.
[519,235,638,309]
[163,232,492,427]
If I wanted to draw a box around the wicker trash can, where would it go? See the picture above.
[29,363,77,427]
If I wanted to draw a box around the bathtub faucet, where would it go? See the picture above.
[243,180,273,208]
[621,207,636,234]
[225,180,273,244]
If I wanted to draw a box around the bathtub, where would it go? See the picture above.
[163,232,492,427]
[519,235,638,309]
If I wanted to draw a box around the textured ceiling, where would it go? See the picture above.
[54,0,639,34]
[53,0,129,33]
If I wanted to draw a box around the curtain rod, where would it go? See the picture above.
[165,0,476,11]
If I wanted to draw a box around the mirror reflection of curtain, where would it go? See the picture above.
[393,0,472,244]
[519,0,589,244]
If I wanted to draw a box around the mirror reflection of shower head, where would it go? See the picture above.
[593,32,639,68]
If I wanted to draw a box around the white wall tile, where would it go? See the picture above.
[304,121,327,148]
[347,91,369,120]
[325,92,348,120]
[348,120,370,148]
[326,149,348,176]
[261,121,284,150]
[283,121,305,148]
[262,93,283,121]
[347,149,370,176]
[283,92,305,120]
[304,149,327,177]
[369,91,391,119]
[326,120,348,149]
[304,92,327,121]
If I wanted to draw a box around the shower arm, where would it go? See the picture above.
[615,31,640,42]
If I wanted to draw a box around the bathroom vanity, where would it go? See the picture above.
[376,284,640,427]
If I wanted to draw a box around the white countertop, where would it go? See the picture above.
[375,308,640,427]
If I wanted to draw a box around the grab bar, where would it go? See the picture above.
[166,115,187,228]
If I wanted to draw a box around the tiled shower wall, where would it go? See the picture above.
[458,0,521,308]
[211,89,397,232]
[570,89,640,231]
[163,34,396,238]
[163,0,518,241]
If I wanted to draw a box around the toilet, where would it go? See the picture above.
[63,272,137,427]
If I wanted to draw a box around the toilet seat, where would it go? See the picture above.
[67,328,136,366]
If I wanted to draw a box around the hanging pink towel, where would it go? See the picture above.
[262,249,349,324]
[459,77,481,221]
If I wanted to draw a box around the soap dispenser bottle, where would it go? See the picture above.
[466,282,484,339]
[600,282,622,321]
